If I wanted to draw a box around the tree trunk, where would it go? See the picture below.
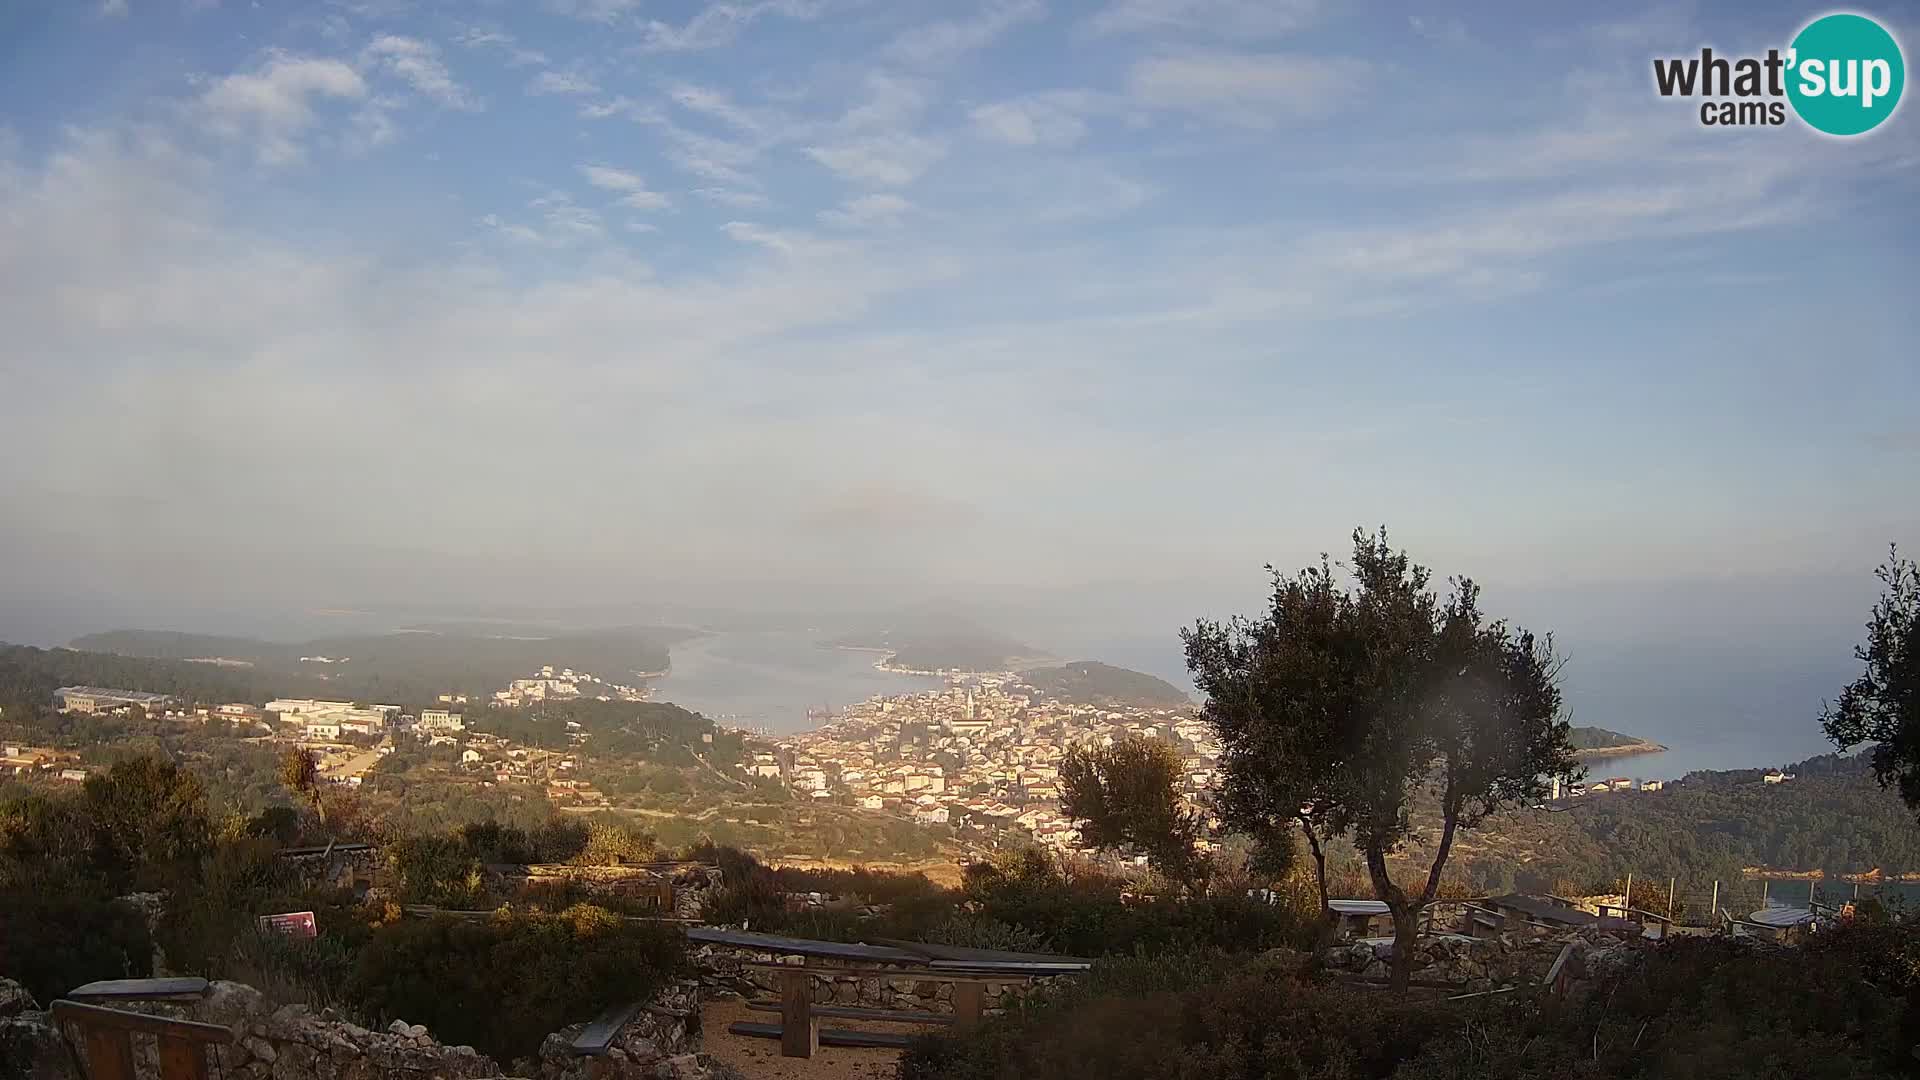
[1300,819,1335,949]
[1365,843,1416,994]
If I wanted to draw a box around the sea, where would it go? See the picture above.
[648,629,1847,782]
[647,630,942,733]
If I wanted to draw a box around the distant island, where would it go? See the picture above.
[824,618,1052,674]
[1015,661,1192,708]
[66,626,689,702]
[1568,725,1667,758]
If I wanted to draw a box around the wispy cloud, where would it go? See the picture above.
[883,0,1045,66]
[1128,51,1369,125]
[1089,0,1321,39]
[196,51,368,164]
[695,187,772,209]
[969,91,1100,147]
[455,26,549,68]
[580,164,672,209]
[363,35,479,110]
[528,70,601,96]
[636,0,822,53]
[805,134,945,186]
[818,192,911,227]
[100,0,130,17]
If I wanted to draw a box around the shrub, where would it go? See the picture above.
[900,952,1450,1080]
[0,884,153,1004]
[340,905,688,1064]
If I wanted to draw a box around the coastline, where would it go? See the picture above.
[1574,740,1667,759]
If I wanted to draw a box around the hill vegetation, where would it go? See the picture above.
[67,626,689,703]
[1568,725,1663,752]
[1017,661,1191,707]
[826,616,1047,672]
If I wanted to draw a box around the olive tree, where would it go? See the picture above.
[1821,545,1920,816]
[1185,528,1577,991]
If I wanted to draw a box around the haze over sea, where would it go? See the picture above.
[632,624,1843,782]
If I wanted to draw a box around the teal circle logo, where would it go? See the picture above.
[1786,13,1905,136]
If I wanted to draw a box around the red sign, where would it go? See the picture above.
[259,911,318,939]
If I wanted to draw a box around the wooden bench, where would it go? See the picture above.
[51,1000,233,1080]
[67,979,212,1004]
[733,964,1028,1058]
[744,1001,956,1025]
[726,1022,916,1050]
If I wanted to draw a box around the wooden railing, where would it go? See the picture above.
[51,1000,233,1080]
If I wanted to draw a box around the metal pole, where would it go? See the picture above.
[1710,881,1719,920]
[1761,879,1769,907]
[1668,877,1676,918]
[1625,872,1633,913]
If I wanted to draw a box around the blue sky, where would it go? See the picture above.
[0,0,1916,672]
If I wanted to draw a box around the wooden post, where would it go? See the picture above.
[779,969,816,1059]
[1710,881,1719,920]
[1667,878,1676,920]
[82,1027,138,1080]
[1761,879,1769,907]
[952,981,985,1033]
[1624,872,1633,912]
[157,1035,209,1080]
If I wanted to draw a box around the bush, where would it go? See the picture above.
[340,905,687,1064]
[900,952,1450,1080]
[902,924,1920,1080]
[0,884,153,1004]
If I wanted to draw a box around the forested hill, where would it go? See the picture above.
[1568,726,1662,752]
[0,643,327,712]
[826,622,1049,672]
[1423,752,1920,896]
[66,626,688,703]
[1017,661,1192,708]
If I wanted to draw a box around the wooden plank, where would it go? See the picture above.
[779,969,816,1059]
[570,1002,646,1056]
[157,1034,209,1080]
[727,1023,915,1050]
[951,981,984,1034]
[51,1002,234,1045]
[68,978,210,1003]
[744,1001,954,1025]
[740,963,1031,983]
[81,1026,137,1080]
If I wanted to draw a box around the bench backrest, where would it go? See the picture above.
[51,1000,234,1080]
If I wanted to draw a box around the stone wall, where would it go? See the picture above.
[0,978,740,1080]
[1319,924,1653,1000]
[689,942,1054,1016]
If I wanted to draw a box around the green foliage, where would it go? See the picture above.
[1821,544,1920,819]
[0,886,153,1004]
[340,907,687,1063]
[1568,725,1653,750]
[960,849,1315,957]
[1016,662,1191,708]
[1186,527,1576,987]
[386,832,487,907]
[1060,736,1209,893]
[903,923,1920,1080]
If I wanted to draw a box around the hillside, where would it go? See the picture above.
[1377,752,1918,899]
[827,617,1049,673]
[1568,725,1665,755]
[1017,661,1191,708]
[67,626,689,703]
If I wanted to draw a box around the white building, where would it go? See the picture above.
[418,709,466,733]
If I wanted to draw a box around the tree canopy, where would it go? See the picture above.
[1185,527,1577,989]
[1060,735,1208,892]
[1821,545,1920,819]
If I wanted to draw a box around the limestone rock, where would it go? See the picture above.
[0,980,38,1018]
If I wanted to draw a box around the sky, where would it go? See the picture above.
[0,0,1917,698]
